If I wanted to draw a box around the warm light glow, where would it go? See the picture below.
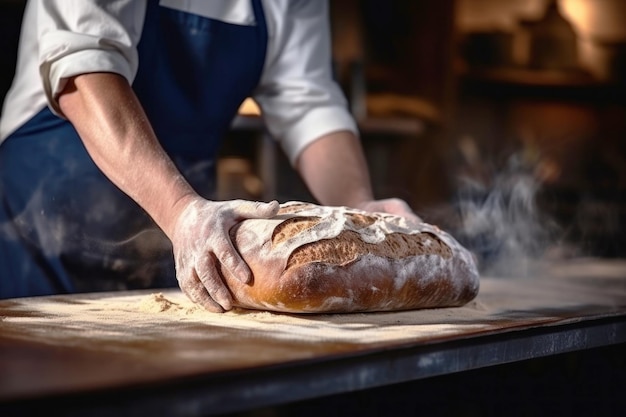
[560,0,593,38]
[559,0,626,41]
[237,97,261,116]
[455,0,547,32]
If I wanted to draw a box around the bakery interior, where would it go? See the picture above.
[0,0,625,416]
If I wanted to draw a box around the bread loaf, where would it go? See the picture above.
[222,202,479,313]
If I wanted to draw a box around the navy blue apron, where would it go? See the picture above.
[0,0,268,298]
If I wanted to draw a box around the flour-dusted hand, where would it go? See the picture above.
[171,197,280,312]
[356,198,422,225]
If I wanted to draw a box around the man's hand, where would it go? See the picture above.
[171,198,280,312]
[57,73,281,312]
[355,198,422,225]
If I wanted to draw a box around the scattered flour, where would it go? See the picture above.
[138,292,201,314]
[1,259,624,363]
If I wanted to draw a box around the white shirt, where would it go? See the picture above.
[0,0,357,165]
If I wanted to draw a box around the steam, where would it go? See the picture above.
[455,155,560,277]
[0,145,222,297]
[1,180,174,293]
[433,137,563,278]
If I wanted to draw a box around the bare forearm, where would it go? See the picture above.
[57,72,196,238]
[295,130,374,207]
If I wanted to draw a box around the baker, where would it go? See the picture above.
[0,0,419,312]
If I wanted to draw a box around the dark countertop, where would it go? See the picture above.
[1,257,625,416]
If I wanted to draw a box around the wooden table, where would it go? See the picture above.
[1,257,625,416]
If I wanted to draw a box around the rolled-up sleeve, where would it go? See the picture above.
[253,0,358,166]
[37,0,147,115]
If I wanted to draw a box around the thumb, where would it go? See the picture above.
[234,200,280,219]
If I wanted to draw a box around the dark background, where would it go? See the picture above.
[1,2,624,415]
[2,0,625,260]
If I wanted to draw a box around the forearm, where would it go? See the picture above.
[295,130,374,207]
[57,72,196,238]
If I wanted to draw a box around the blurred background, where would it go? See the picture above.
[2,0,625,264]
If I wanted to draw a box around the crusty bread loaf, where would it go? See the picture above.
[222,202,479,313]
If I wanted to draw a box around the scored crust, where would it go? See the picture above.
[222,201,479,313]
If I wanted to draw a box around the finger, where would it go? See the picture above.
[395,206,422,223]
[196,254,234,310]
[383,198,410,212]
[232,200,280,219]
[213,237,253,284]
[382,198,423,223]
[179,271,225,313]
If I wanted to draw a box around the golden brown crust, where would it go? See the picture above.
[271,216,321,246]
[286,230,452,270]
[223,202,479,313]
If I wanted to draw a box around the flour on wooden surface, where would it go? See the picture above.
[1,258,624,357]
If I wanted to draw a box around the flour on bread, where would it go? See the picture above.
[224,202,479,313]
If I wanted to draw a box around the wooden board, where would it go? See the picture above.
[1,257,625,406]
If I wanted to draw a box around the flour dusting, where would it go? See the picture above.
[139,292,202,314]
[1,258,625,365]
[226,201,479,313]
